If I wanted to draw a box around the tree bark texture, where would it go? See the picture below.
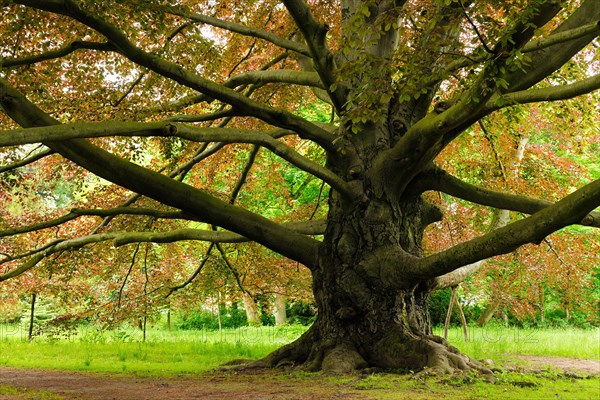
[273,294,287,326]
[243,292,261,326]
[257,131,485,374]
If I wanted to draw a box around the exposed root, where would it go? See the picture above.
[223,324,489,377]
[321,343,368,374]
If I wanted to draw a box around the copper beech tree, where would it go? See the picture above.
[1,0,599,373]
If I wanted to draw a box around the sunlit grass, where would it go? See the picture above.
[0,323,597,376]
[0,324,307,376]
[434,325,600,360]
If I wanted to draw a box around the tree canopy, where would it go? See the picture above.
[1,0,599,374]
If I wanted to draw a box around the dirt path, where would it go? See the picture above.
[512,355,599,375]
[0,357,598,400]
[0,367,366,400]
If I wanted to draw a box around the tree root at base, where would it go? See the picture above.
[224,327,491,376]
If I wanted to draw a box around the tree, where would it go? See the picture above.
[1,0,599,374]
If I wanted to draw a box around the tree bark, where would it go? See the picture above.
[28,293,37,342]
[242,292,261,326]
[273,294,287,326]
[477,304,497,327]
[256,164,486,374]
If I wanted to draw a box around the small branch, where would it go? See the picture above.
[166,244,214,297]
[149,53,289,115]
[162,6,311,56]
[114,20,199,106]
[522,21,600,53]
[486,74,600,110]
[215,243,249,296]
[1,40,116,68]
[458,0,493,55]
[117,243,142,306]
[0,148,54,173]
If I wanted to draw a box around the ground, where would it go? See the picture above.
[0,357,598,399]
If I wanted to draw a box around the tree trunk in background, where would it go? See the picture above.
[28,293,36,341]
[167,308,171,332]
[477,304,497,327]
[273,294,287,326]
[243,292,261,326]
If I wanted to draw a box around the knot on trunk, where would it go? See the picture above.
[335,306,357,320]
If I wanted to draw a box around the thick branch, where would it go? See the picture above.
[506,0,600,92]
[417,178,600,281]
[114,220,326,247]
[13,0,335,152]
[0,78,321,269]
[282,0,346,112]
[374,2,596,195]
[0,121,355,198]
[430,262,483,291]
[422,169,600,228]
[486,74,600,109]
[224,70,325,90]
[522,21,600,53]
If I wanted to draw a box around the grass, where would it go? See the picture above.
[0,323,598,399]
[0,323,306,376]
[433,325,600,360]
[0,385,67,399]
[0,324,597,376]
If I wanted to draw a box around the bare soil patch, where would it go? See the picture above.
[512,355,600,376]
[0,367,366,400]
[0,357,598,399]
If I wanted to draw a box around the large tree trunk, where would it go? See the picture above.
[258,169,486,374]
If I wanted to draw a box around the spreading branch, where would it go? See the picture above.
[0,78,321,269]
[417,177,600,281]
[12,0,336,152]
[0,219,326,282]
[1,40,116,68]
[0,121,355,198]
[0,207,201,238]
[420,169,600,229]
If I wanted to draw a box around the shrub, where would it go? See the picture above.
[179,303,248,330]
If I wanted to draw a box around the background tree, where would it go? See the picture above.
[1,0,599,374]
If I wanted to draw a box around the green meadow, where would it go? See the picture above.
[0,324,598,399]
[0,323,597,376]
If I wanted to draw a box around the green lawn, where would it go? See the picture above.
[0,324,598,399]
[0,324,305,375]
[0,323,597,376]
[434,325,600,360]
